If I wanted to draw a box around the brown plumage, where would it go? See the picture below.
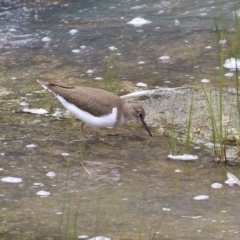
[37,80,152,136]
[44,83,122,117]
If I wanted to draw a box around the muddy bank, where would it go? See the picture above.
[139,86,240,154]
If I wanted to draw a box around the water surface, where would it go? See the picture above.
[1,0,240,239]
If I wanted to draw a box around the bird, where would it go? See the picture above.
[37,80,152,137]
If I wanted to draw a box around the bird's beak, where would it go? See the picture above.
[139,115,152,137]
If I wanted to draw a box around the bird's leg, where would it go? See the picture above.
[80,122,85,140]
[95,131,100,140]
[68,121,85,144]
[79,139,87,164]
[95,130,115,146]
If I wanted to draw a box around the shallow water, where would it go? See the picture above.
[0,0,238,89]
[2,114,240,239]
[1,0,240,239]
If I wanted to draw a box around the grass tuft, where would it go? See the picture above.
[104,50,119,93]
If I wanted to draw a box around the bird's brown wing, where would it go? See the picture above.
[47,84,122,117]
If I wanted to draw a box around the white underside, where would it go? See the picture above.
[56,95,117,130]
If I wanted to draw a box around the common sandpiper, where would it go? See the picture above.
[37,80,152,137]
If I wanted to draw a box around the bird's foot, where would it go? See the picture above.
[69,138,84,144]
[68,134,98,144]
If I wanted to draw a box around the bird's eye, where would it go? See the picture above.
[138,112,143,118]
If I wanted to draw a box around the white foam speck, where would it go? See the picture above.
[36,190,50,196]
[94,77,103,81]
[56,212,63,215]
[0,153,5,156]
[174,19,180,25]
[224,58,240,70]
[69,29,78,35]
[162,207,171,211]
[61,152,70,156]
[88,236,111,240]
[132,169,138,172]
[0,168,3,171]
[127,17,152,27]
[130,5,146,10]
[26,144,37,148]
[72,49,80,53]
[159,55,170,60]
[136,82,147,87]
[138,61,145,64]
[211,183,223,189]
[23,108,48,115]
[109,46,117,51]
[78,235,88,239]
[205,142,215,148]
[46,172,56,178]
[219,39,226,45]
[61,152,70,157]
[52,109,63,117]
[225,72,234,77]
[1,177,22,183]
[225,172,240,186]
[42,37,51,42]
[86,69,94,74]
[80,45,86,49]
[201,79,210,83]
[181,215,202,219]
[193,195,209,200]
[33,183,44,186]
[174,169,182,173]
[168,154,198,161]
[20,101,28,106]
[206,46,212,49]
[9,28,17,32]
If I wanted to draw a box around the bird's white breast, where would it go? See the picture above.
[56,95,117,130]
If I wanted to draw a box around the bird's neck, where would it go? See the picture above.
[122,103,136,121]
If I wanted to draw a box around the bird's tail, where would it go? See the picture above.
[37,80,52,92]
